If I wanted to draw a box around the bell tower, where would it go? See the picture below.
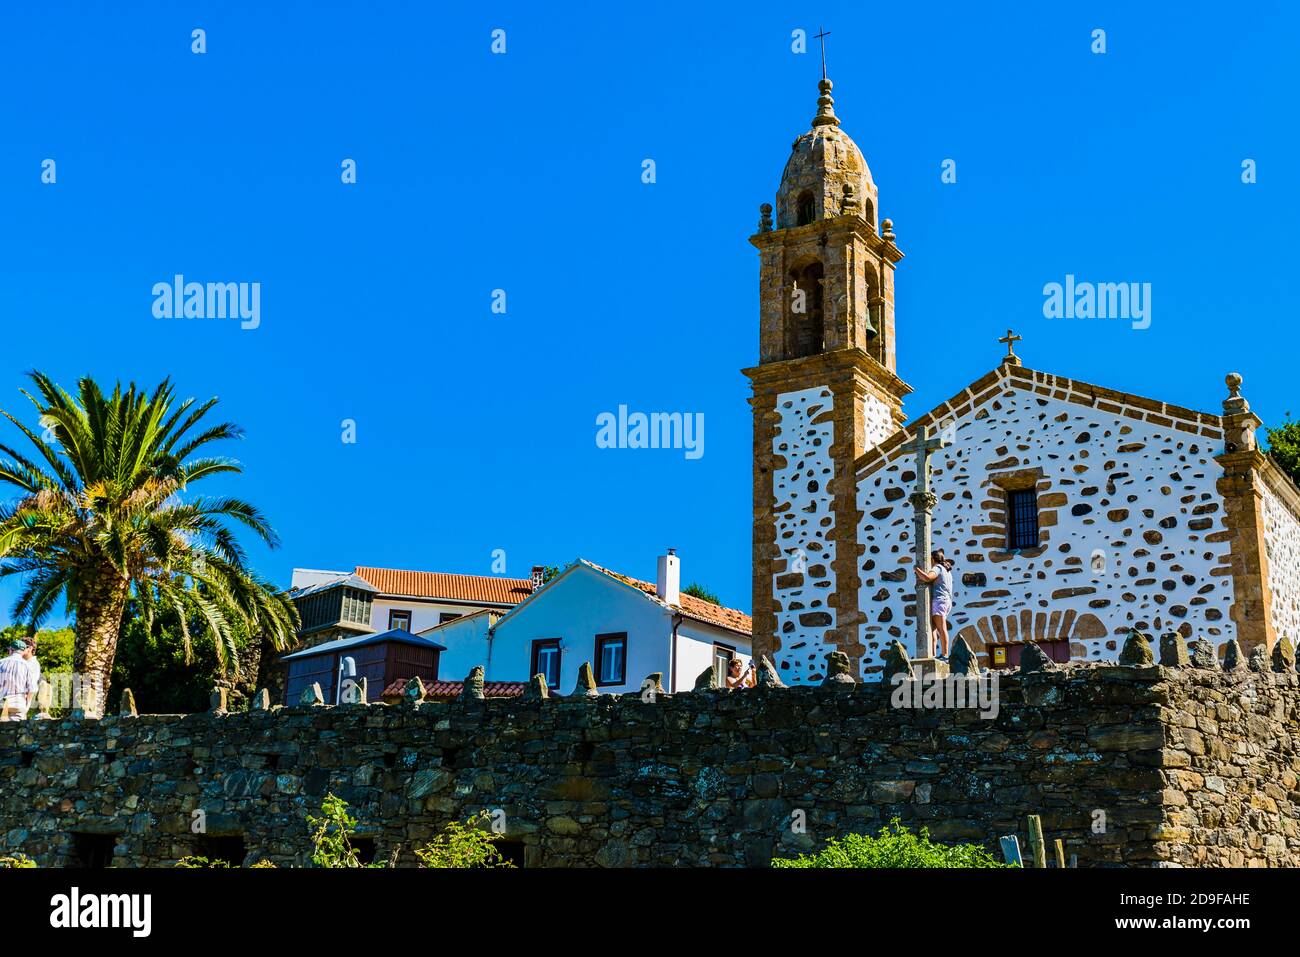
[744,72,912,682]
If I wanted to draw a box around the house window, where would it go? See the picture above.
[594,633,627,686]
[439,612,462,624]
[388,610,412,631]
[713,644,735,685]
[531,639,561,689]
[1007,488,1039,550]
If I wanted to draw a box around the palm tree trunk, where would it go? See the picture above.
[72,570,130,714]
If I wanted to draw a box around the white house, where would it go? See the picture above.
[419,552,753,693]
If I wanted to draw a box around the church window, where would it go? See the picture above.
[1007,489,1040,550]
[594,633,627,686]
[796,191,815,226]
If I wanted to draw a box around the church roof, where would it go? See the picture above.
[854,362,1226,480]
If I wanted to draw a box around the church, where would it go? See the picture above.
[746,71,1300,683]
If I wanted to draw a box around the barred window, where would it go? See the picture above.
[1007,488,1039,550]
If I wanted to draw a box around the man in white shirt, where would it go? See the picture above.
[0,641,36,721]
[23,637,40,711]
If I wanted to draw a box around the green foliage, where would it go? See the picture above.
[771,818,1011,869]
[1266,415,1300,487]
[541,565,563,584]
[0,853,36,868]
[306,793,387,868]
[414,812,515,869]
[682,582,721,606]
[0,623,73,672]
[175,855,231,869]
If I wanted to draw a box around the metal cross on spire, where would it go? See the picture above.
[999,328,1023,366]
[814,26,831,79]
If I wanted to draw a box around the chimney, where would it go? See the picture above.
[656,549,680,606]
[530,565,546,593]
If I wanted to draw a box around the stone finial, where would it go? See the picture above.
[572,661,598,697]
[880,640,912,684]
[642,672,665,696]
[209,687,228,714]
[402,676,427,706]
[1118,630,1155,667]
[1222,639,1244,671]
[71,683,100,720]
[811,77,840,128]
[119,688,138,718]
[523,674,549,700]
[758,203,773,233]
[881,218,896,243]
[300,682,325,706]
[1159,632,1190,667]
[949,636,979,676]
[1223,372,1248,414]
[1248,645,1269,673]
[822,651,856,687]
[840,183,858,217]
[35,679,53,719]
[694,666,719,690]
[1190,639,1217,669]
[755,655,785,688]
[1019,641,1056,674]
[250,689,271,712]
[462,666,486,702]
[1271,636,1296,672]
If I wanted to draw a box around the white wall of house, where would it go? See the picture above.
[422,611,498,682]
[370,596,506,635]
[674,621,752,691]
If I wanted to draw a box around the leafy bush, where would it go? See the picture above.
[307,793,375,868]
[0,853,36,868]
[682,582,721,605]
[414,812,515,868]
[175,855,231,868]
[771,818,1010,868]
[1267,415,1300,486]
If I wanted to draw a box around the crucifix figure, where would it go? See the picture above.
[999,328,1022,366]
[899,423,949,661]
[814,26,831,79]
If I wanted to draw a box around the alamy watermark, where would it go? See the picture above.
[595,405,704,460]
[1042,274,1150,330]
[890,670,1000,719]
[152,275,260,330]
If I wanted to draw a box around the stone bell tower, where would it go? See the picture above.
[743,72,912,682]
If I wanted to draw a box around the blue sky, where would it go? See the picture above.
[1,0,1297,623]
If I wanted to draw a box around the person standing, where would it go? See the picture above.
[0,640,36,721]
[914,549,956,659]
[22,637,40,714]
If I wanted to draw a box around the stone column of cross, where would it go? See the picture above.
[899,423,949,661]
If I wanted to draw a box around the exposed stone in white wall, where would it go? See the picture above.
[853,379,1235,677]
[1261,479,1300,644]
[772,386,837,682]
[863,392,895,448]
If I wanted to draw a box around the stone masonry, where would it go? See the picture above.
[2,660,1297,867]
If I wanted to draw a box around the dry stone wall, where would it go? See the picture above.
[1,665,1296,868]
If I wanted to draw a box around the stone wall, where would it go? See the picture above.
[2,663,1296,868]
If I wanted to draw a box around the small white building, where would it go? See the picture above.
[420,552,753,693]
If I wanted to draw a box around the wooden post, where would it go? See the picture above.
[1053,838,1066,869]
[1026,815,1047,869]
[999,834,1023,867]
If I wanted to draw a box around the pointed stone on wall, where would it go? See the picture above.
[1118,630,1154,667]
[822,651,856,687]
[694,665,719,690]
[949,636,979,675]
[119,688,138,718]
[1248,645,1268,673]
[250,689,271,712]
[1020,641,1056,674]
[755,655,785,688]
[70,684,99,720]
[880,641,912,684]
[1271,636,1296,672]
[1190,639,1217,670]
[642,672,665,695]
[341,676,368,705]
[462,666,486,701]
[402,676,427,706]
[209,687,228,714]
[1222,640,1244,671]
[523,674,549,700]
[572,661,598,697]
[301,682,325,706]
[1159,632,1190,667]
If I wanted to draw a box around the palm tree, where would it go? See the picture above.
[0,372,298,709]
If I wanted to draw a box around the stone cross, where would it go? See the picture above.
[899,423,949,660]
[999,329,1022,365]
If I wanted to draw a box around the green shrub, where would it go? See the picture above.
[415,812,515,869]
[0,853,36,868]
[307,793,373,868]
[771,818,1010,868]
[175,855,231,868]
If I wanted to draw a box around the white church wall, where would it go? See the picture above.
[863,392,895,447]
[771,385,838,683]
[1259,472,1300,645]
[852,377,1235,677]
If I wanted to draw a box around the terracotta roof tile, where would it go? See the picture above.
[380,678,526,700]
[354,567,532,606]
[586,563,752,637]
